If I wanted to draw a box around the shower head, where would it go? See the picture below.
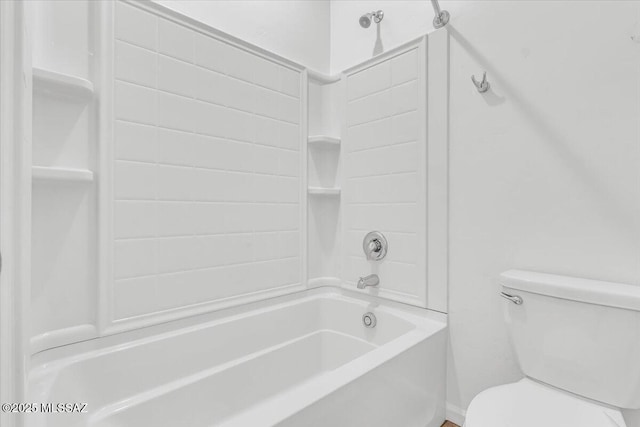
[359,10,384,28]
[359,13,372,28]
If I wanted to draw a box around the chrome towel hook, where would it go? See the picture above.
[471,72,490,93]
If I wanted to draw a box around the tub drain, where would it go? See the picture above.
[362,312,377,328]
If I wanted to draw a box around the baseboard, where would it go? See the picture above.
[446,403,466,426]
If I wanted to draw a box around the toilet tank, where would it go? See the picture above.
[500,270,640,409]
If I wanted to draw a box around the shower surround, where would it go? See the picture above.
[112,0,304,326]
[16,0,450,426]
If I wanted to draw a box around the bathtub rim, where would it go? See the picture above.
[30,286,446,375]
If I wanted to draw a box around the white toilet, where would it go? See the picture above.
[464,269,640,427]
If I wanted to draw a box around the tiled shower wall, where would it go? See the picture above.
[343,44,427,306]
[112,2,302,321]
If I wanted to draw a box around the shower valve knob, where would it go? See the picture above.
[363,231,388,261]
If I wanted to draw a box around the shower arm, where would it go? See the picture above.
[430,0,450,29]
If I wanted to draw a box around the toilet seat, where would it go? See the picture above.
[464,378,626,427]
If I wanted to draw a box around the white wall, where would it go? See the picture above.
[154,0,330,73]
[446,0,640,419]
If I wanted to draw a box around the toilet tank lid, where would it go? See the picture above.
[500,270,640,312]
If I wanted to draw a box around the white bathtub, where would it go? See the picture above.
[27,288,447,427]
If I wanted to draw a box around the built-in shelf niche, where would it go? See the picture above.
[29,0,99,354]
[32,66,94,171]
[308,135,340,189]
[307,73,342,285]
[308,135,340,190]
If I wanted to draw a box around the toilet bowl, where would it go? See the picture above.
[464,270,640,427]
[464,378,626,427]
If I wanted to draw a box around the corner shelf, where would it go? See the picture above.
[33,67,94,99]
[308,135,340,148]
[307,69,341,85]
[308,187,341,196]
[32,166,94,183]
